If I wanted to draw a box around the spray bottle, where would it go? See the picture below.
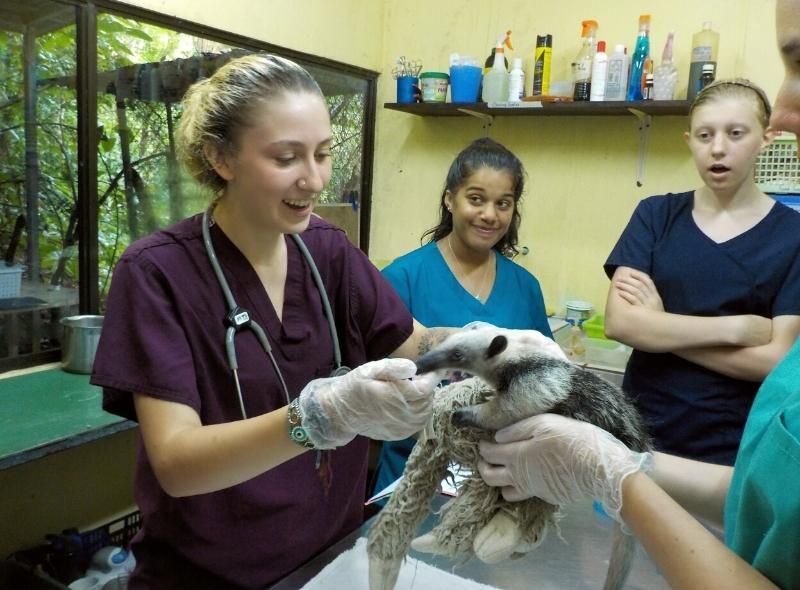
[482,32,512,103]
[626,14,651,101]
[483,30,512,74]
[572,19,599,101]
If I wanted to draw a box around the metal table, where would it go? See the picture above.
[269,495,669,589]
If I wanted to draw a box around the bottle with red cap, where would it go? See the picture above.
[589,40,609,101]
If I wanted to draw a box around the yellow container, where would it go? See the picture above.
[583,314,607,340]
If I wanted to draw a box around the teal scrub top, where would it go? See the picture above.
[371,242,552,498]
[725,335,800,588]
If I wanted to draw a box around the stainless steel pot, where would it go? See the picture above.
[60,315,104,374]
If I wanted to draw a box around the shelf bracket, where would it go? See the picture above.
[456,108,494,136]
[628,107,652,187]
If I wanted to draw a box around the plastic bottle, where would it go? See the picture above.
[508,58,525,102]
[604,44,629,101]
[572,19,598,101]
[699,63,716,91]
[482,35,510,103]
[566,319,586,363]
[483,30,512,74]
[589,40,609,101]
[687,21,719,100]
[626,14,651,101]
[653,32,678,100]
[532,34,552,96]
[643,73,654,99]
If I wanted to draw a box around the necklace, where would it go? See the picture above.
[447,235,490,301]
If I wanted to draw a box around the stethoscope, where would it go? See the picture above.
[201,209,350,419]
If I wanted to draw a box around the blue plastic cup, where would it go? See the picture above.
[449,65,482,103]
[396,76,418,104]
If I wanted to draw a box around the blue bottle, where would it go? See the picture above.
[626,14,651,101]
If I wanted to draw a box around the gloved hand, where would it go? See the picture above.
[298,358,439,449]
[477,413,652,523]
[463,322,568,362]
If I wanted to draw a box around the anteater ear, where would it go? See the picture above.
[487,335,508,359]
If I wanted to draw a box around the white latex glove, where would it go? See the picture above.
[463,322,568,362]
[477,413,652,523]
[298,358,439,449]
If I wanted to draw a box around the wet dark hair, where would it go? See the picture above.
[421,137,525,257]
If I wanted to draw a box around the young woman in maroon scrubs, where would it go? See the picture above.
[91,54,451,589]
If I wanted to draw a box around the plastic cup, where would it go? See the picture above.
[449,65,482,103]
[396,76,417,104]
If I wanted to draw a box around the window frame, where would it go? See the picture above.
[1,0,377,370]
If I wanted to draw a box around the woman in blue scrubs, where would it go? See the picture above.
[603,79,800,465]
[477,9,800,586]
[371,138,552,499]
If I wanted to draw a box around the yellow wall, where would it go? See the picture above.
[116,0,384,70]
[371,0,781,315]
[121,0,782,315]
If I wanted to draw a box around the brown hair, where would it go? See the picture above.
[689,78,772,129]
[176,53,323,193]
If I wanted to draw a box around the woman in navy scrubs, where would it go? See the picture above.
[603,79,800,465]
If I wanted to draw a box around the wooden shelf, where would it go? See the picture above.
[384,100,691,117]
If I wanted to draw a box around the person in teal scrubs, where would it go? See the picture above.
[474,5,800,586]
[371,137,552,501]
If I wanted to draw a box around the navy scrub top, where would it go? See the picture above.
[605,192,800,464]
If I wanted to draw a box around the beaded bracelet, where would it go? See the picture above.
[287,398,315,449]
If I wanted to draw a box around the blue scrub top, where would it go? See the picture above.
[605,192,800,464]
[372,242,552,498]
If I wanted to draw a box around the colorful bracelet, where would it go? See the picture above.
[287,398,315,449]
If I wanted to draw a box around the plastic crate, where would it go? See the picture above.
[0,265,23,299]
[79,511,142,558]
[755,134,799,193]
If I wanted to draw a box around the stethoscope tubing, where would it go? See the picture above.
[201,209,348,419]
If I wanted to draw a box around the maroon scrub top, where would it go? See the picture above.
[91,214,413,589]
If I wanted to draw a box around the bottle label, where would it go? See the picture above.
[532,47,551,95]
[573,59,592,82]
[691,46,713,61]
[606,60,624,93]
[573,81,591,101]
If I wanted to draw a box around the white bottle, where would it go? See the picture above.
[482,38,509,104]
[589,40,609,101]
[604,43,629,101]
[507,58,525,102]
